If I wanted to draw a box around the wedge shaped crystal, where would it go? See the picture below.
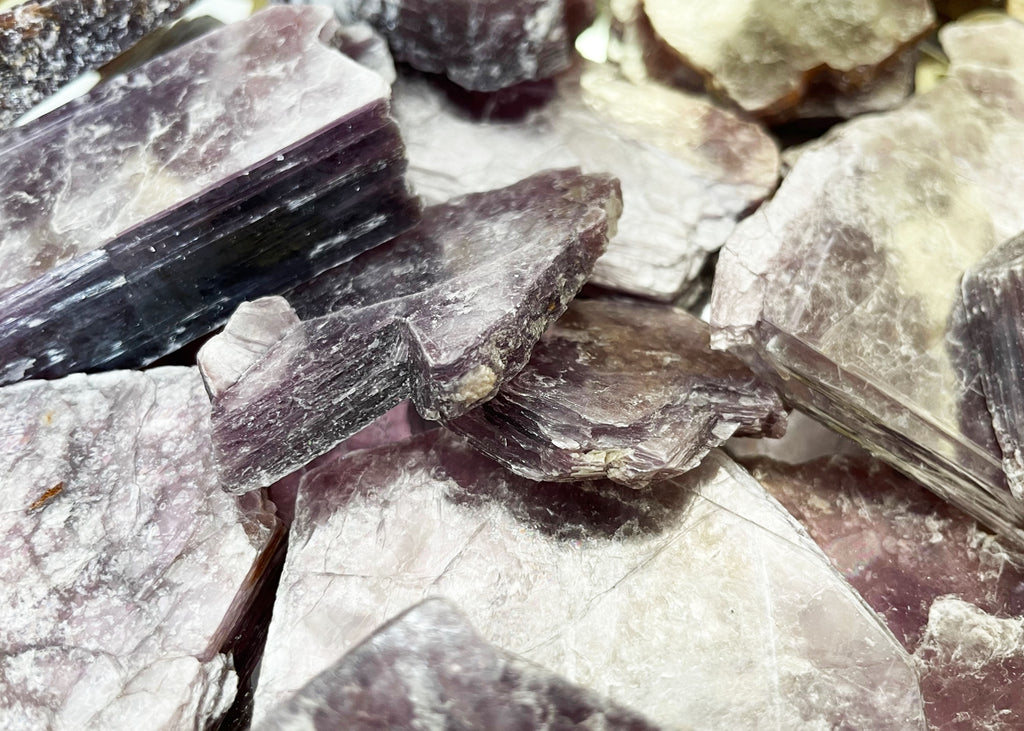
[253,433,925,728]
[0,367,283,729]
[0,5,419,385]
[256,599,660,730]
[711,15,1024,548]
[450,299,786,485]
[200,169,621,493]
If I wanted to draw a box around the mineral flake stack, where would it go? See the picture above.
[0,5,419,386]
[257,599,661,730]
[201,169,621,494]
[0,367,283,729]
[449,298,787,485]
[711,14,1024,548]
[253,432,925,727]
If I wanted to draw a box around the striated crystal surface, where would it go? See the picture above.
[450,298,787,485]
[0,5,419,385]
[296,0,579,91]
[711,15,1024,548]
[747,454,1024,729]
[201,169,621,494]
[642,0,934,118]
[395,63,778,300]
[257,599,660,730]
[0,367,283,729]
[0,0,190,128]
[253,432,925,727]
[962,232,1024,501]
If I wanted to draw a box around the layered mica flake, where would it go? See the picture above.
[449,298,787,485]
[200,169,621,494]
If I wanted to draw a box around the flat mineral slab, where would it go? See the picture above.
[257,599,660,730]
[643,0,934,118]
[395,64,778,300]
[202,169,621,494]
[450,298,787,485]
[253,432,925,728]
[0,367,283,729]
[711,15,1024,548]
[0,5,419,385]
[0,0,190,128]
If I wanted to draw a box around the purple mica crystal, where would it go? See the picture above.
[0,5,419,385]
[200,168,621,494]
[252,431,924,727]
[449,298,787,485]
[0,367,283,729]
[256,599,660,730]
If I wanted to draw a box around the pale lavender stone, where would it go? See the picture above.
[253,431,925,727]
[200,168,621,494]
[449,298,787,485]
[0,5,419,385]
[0,367,283,729]
[257,599,660,730]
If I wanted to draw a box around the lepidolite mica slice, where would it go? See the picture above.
[257,599,660,730]
[0,6,419,385]
[394,63,778,300]
[449,298,786,485]
[253,432,925,728]
[642,0,934,119]
[711,15,1024,548]
[202,169,621,494]
[0,367,283,729]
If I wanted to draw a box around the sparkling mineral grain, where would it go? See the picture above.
[962,232,1024,501]
[252,433,925,728]
[256,599,660,730]
[201,169,621,494]
[299,0,580,91]
[0,0,190,128]
[0,5,419,385]
[394,63,778,300]
[747,455,1024,728]
[0,367,283,729]
[711,15,1024,547]
[449,298,787,485]
[643,0,934,118]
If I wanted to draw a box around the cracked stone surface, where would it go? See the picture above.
[253,431,925,728]
[256,598,660,730]
[0,367,283,729]
[0,5,419,385]
[449,298,787,485]
[201,169,621,494]
[962,232,1024,501]
[0,0,191,128]
[394,63,778,301]
[642,0,934,119]
[711,15,1024,549]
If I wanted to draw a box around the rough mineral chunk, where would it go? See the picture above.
[962,232,1024,501]
[449,299,787,485]
[394,64,778,300]
[257,599,660,730]
[0,5,419,385]
[252,432,925,727]
[200,169,621,493]
[0,367,283,729]
[300,0,580,91]
[711,15,1024,548]
[747,453,1024,729]
[643,0,934,118]
[0,0,190,128]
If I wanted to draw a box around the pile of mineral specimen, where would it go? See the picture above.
[3,0,1024,728]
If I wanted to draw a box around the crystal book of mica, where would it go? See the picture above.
[711,15,1024,547]
[0,5,419,385]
